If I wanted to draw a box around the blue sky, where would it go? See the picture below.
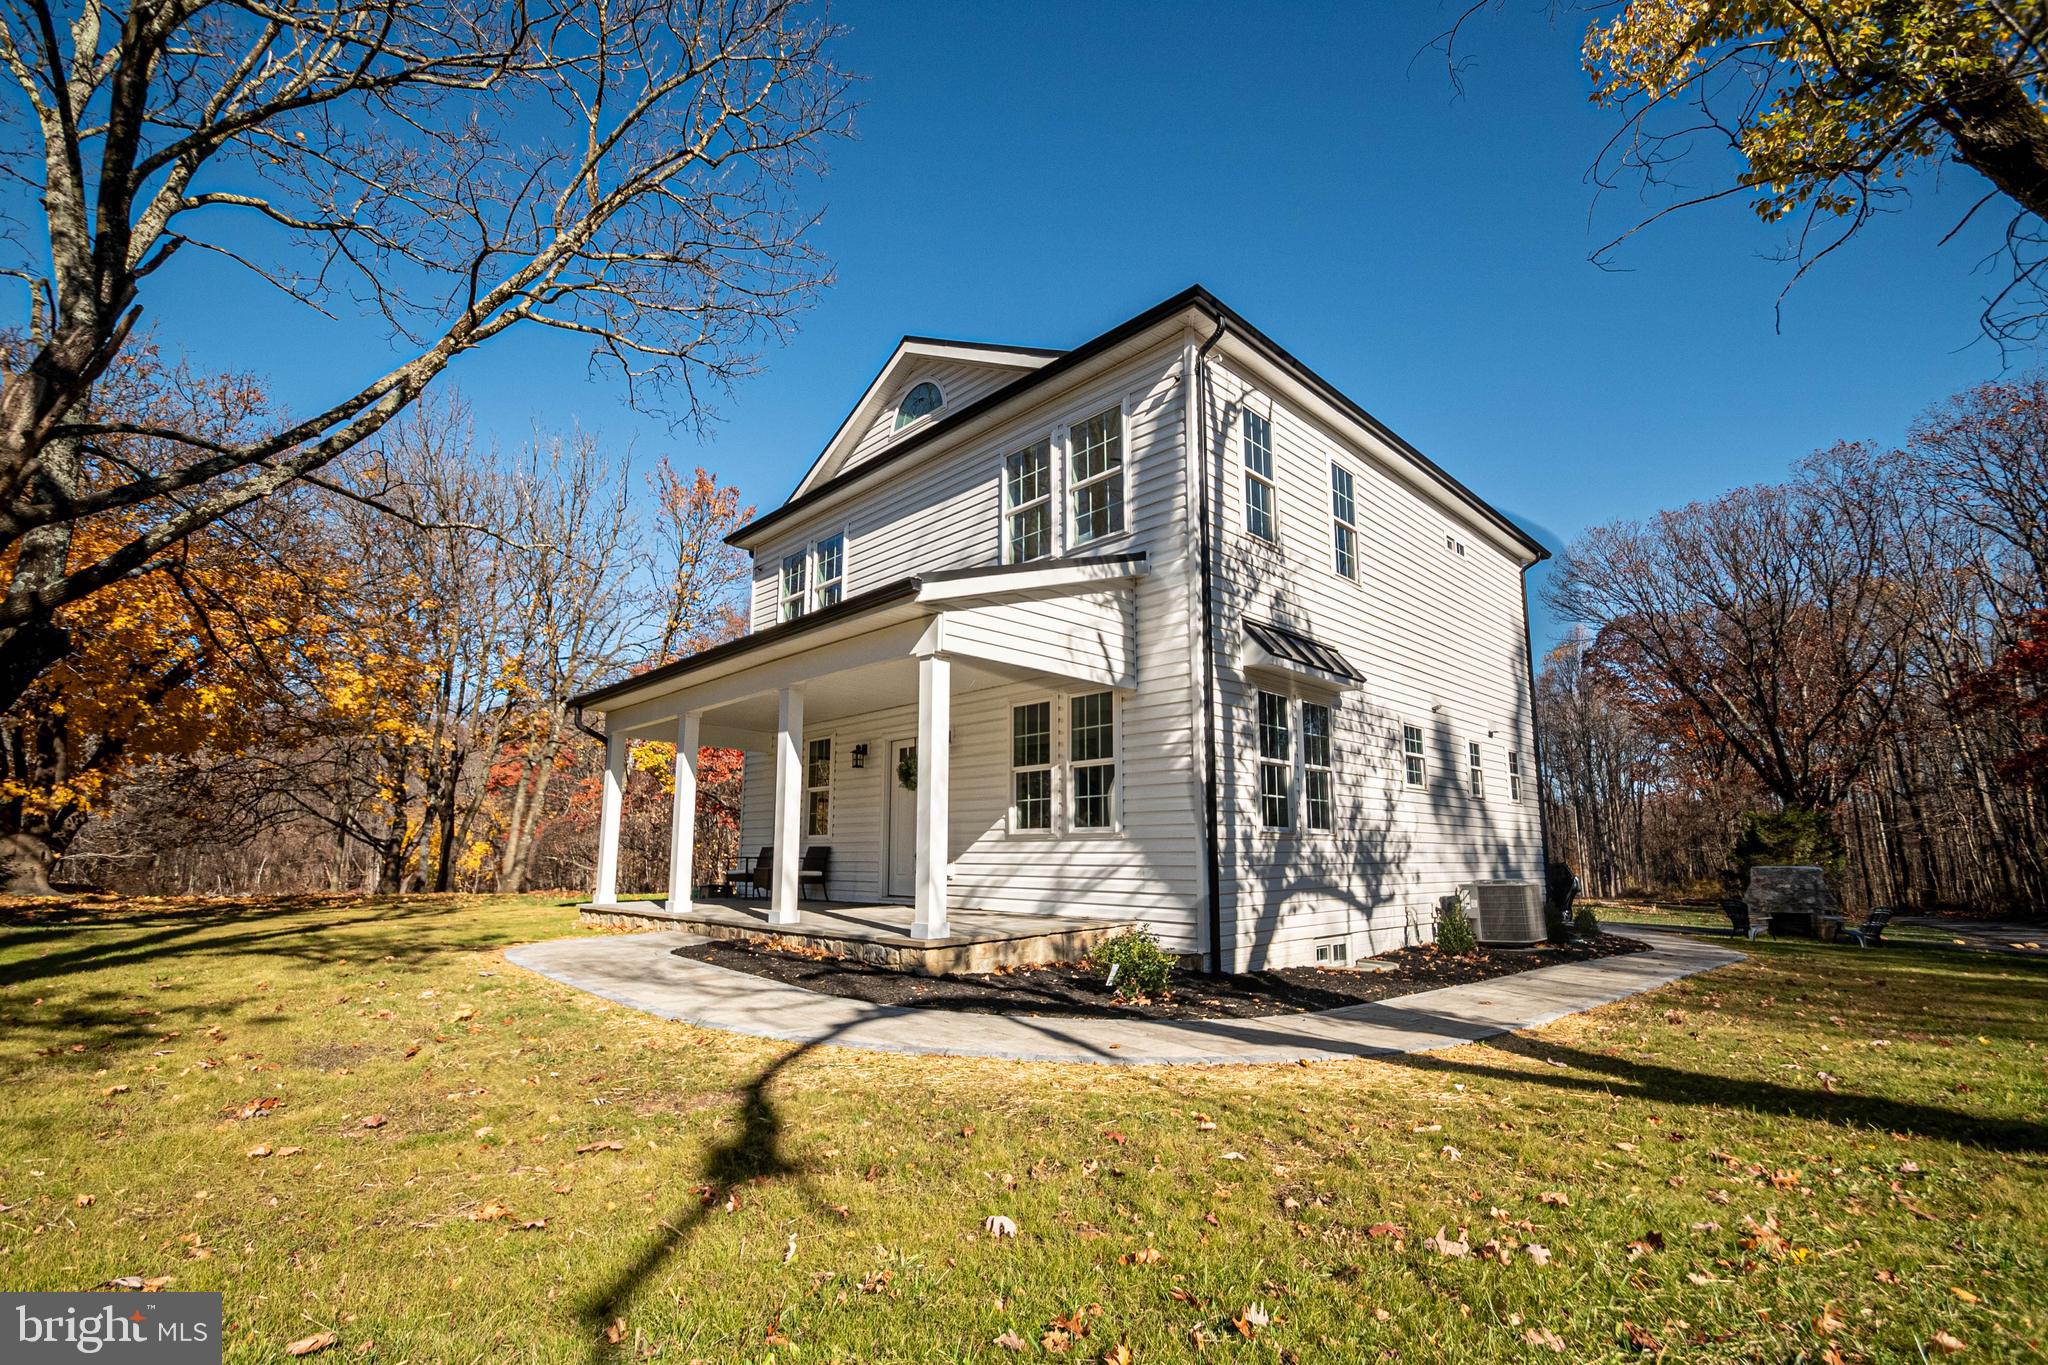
[125,2,2039,651]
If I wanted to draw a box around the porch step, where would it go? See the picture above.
[578,898,1137,976]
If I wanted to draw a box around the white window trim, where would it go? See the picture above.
[1302,699,1335,832]
[777,529,851,622]
[1243,408,1279,545]
[1065,687,1123,836]
[1468,740,1486,801]
[1001,438,1055,565]
[1330,459,1359,581]
[805,734,834,838]
[1255,687,1293,832]
[1508,750,1524,802]
[1063,398,1133,554]
[1007,696,1057,836]
[778,550,808,623]
[894,381,945,432]
[1402,723,1427,789]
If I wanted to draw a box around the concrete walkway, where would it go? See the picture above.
[503,930,1745,1066]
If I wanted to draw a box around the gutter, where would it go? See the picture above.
[1191,317,1229,973]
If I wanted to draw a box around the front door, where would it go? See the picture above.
[885,738,916,900]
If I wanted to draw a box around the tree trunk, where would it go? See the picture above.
[1934,67,2048,224]
[1,829,57,895]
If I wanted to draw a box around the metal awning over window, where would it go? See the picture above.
[1244,618,1364,689]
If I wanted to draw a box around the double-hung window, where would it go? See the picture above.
[780,536,846,621]
[779,552,809,622]
[1468,741,1485,800]
[1068,407,1125,544]
[1004,439,1053,563]
[1244,411,1277,542]
[1302,701,1333,831]
[1069,691,1117,829]
[1011,701,1053,831]
[1331,463,1358,579]
[1508,751,1524,802]
[804,738,832,836]
[1257,690,1292,829]
[1403,724,1426,788]
[812,534,844,609]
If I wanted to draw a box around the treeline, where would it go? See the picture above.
[1,356,752,899]
[1540,375,2048,914]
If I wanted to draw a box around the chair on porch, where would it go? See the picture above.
[800,846,831,901]
[724,847,772,899]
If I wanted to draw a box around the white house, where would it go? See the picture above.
[574,287,1549,971]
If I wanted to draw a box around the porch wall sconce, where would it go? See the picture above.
[850,744,869,769]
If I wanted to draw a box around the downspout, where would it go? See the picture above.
[1191,318,1229,972]
[1518,564,1554,888]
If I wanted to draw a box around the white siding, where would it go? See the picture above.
[1200,357,1544,969]
[738,342,1207,949]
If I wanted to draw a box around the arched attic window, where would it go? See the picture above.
[894,381,944,429]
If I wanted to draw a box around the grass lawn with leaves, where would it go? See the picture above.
[2,894,2044,1362]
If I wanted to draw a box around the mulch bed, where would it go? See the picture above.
[673,932,1651,1021]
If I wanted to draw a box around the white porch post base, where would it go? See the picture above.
[770,686,805,926]
[665,712,701,912]
[911,653,951,939]
[593,728,626,905]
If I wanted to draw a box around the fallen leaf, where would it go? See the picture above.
[360,1114,385,1130]
[1816,1304,1846,1336]
[1524,1327,1566,1353]
[285,1330,339,1356]
[1930,1330,1968,1355]
[1949,1287,1980,1305]
[1374,1308,1392,1322]
[275,1146,303,1158]
[1525,1243,1552,1266]
[1120,1246,1163,1266]
[472,1202,512,1222]
[1423,1226,1471,1258]
[74,1193,95,1208]
[1539,1191,1569,1207]
[1101,1343,1134,1365]
[1622,1321,1661,1353]
[992,1329,1028,1352]
[576,1139,624,1154]
[247,1144,273,1159]
[983,1214,1019,1238]
[1042,1328,1072,1354]
[604,1319,626,1345]
[102,1084,129,1096]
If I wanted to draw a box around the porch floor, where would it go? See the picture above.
[578,896,1137,976]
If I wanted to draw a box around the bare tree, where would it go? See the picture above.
[0,0,849,714]
[1548,444,1916,813]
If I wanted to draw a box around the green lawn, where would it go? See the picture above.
[2,895,2044,1362]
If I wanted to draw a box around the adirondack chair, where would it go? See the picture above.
[1844,905,1896,948]
[1721,899,1765,940]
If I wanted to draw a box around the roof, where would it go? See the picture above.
[572,554,1148,711]
[1244,618,1366,685]
[729,285,1549,563]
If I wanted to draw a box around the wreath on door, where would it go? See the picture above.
[896,749,917,791]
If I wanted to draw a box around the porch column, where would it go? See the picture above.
[665,712,701,911]
[912,653,951,939]
[593,727,626,905]
[770,686,805,925]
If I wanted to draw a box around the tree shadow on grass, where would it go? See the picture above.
[574,1024,851,1362]
[1393,1032,2048,1156]
[0,895,539,990]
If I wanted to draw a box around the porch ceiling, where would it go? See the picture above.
[679,653,1079,747]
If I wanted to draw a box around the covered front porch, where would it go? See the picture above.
[575,555,1147,964]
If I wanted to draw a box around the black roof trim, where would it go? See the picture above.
[572,554,1148,710]
[730,286,1548,562]
[1245,618,1366,684]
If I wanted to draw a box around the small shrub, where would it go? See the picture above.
[1435,895,1478,956]
[1572,902,1601,938]
[1086,930,1176,998]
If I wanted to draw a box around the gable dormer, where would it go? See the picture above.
[792,336,1062,497]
